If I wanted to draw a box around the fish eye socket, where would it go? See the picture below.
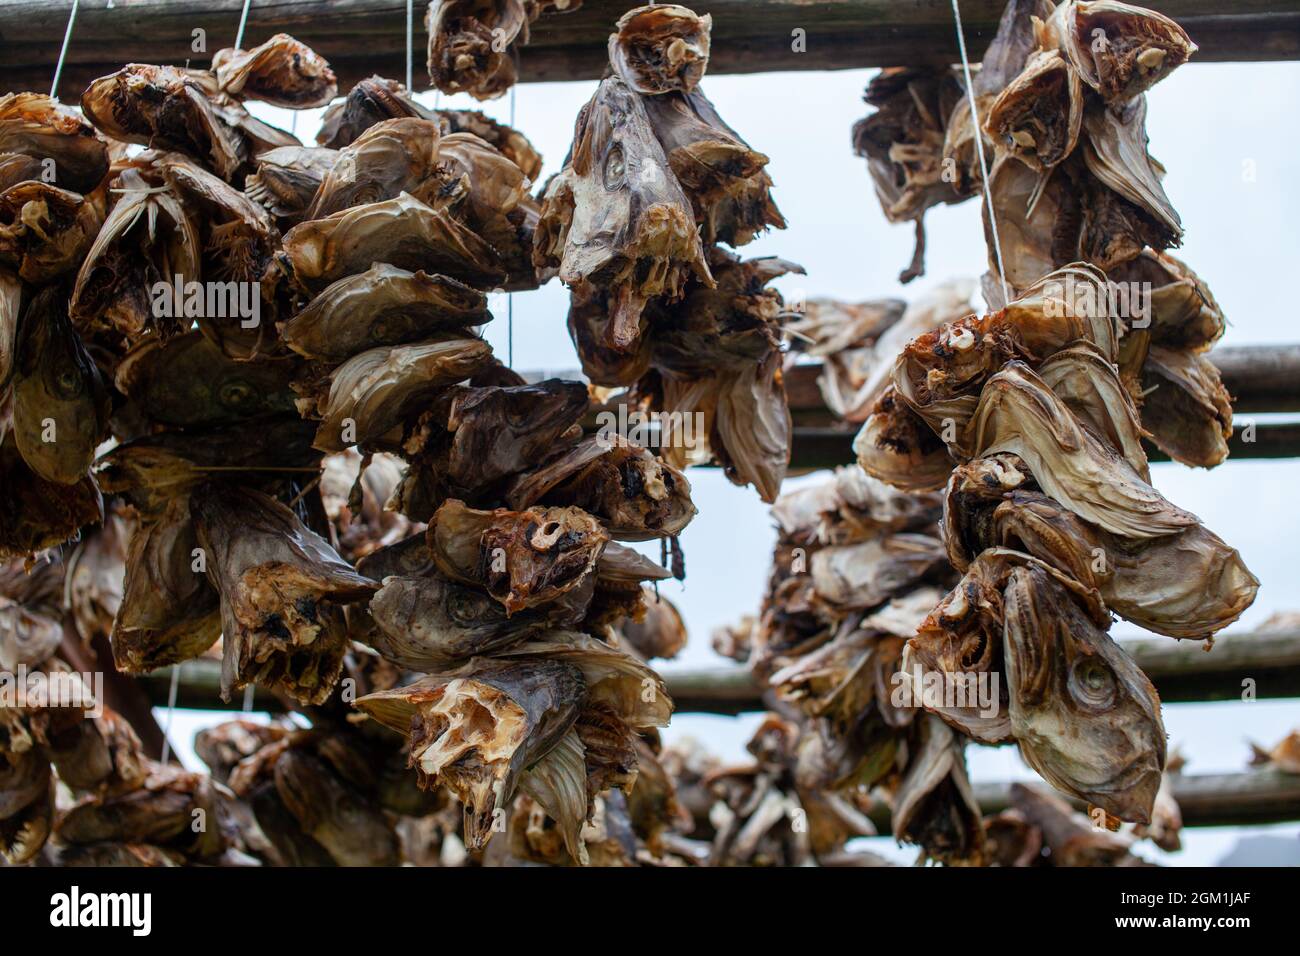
[218,380,256,411]
[53,369,81,398]
[1070,658,1117,710]
[447,589,487,624]
[603,146,626,191]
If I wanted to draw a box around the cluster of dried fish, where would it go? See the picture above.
[851,264,1256,823]
[0,529,256,867]
[0,28,719,865]
[854,0,1231,468]
[713,467,999,863]
[537,6,797,502]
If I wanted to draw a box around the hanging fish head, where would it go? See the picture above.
[1002,561,1165,823]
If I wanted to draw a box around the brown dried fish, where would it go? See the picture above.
[985,49,1083,171]
[318,76,440,149]
[427,498,608,614]
[1043,0,1196,105]
[81,65,297,181]
[0,180,105,283]
[213,34,338,108]
[0,432,103,559]
[609,4,712,95]
[0,93,109,194]
[12,287,112,484]
[70,164,201,339]
[358,658,585,847]
[192,483,379,704]
[535,76,712,353]
[505,435,696,540]
[311,334,494,452]
[1139,346,1232,469]
[245,146,339,224]
[281,263,488,362]
[282,192,507,292]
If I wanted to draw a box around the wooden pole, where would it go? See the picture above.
[3,0,1299,97]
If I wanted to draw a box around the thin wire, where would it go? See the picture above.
[234,0,254,51]
[950,0,1011,306]
[507,85,517,368]
[49,0,80,99]
[159,665,181,764]
[406,0,414,93]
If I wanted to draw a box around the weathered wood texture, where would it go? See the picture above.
[137,629,1300,714]
[4,0,1300,98]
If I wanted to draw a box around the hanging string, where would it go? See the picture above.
[507,84,517,368]
[159,665,181,764]
[242,683,256,713]
[49,0,81,100]
[403,0,413,92]
[949,0,1011,306]
[234,0,254,51]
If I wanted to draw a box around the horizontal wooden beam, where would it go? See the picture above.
[135,629,1300,715]
[4,1,1299,99]
[664,629,1300,715]
[862,770,1300,831]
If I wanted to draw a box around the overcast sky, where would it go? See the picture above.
[162,58,1300,866]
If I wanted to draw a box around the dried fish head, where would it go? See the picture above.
[312,334,494,452]
[282,192,506,292]
[366,572,550,669]
[70,165,201,339]
[192,483,379,704]
[12,287,111,484]
[357,659,585,848]
[427,378,589,493]
[80,65,251,180]
[852,386,954,492]
[1139,345,1232,468]
[114,331,300,429]
[427,498,608,614]
[0,432,103,559]
[609,5,712,95]
[1080,96,1181,251]
[281,263,488,362]
[1002,560,1165,823]
[0,181,105,283]
[245,146,339,224]
[1109,250,1223,350]
[317,76,441,149]
[1045,0,1196,105]
[306,118,444,219]
[213,33,338,108]
[440,109,543,181]
[505,435,696,540]
[0,750,53,864]
[985,49,1083,171]
[111,494,222,673]
[536,77,712,353]
[426,0,529,100]
[620,591,687,661]
[971,361,1197,538]
[0,93,109,194]
[891,715,984,865]
[273,750,400,865]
